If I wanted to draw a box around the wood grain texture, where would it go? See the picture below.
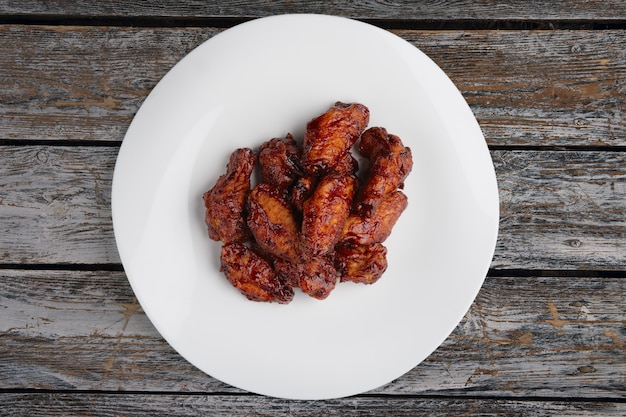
[0,25,220,142]
[0,146,119,264]
[1,2,624,415]
[1,147,624,269]
[1,25,624,146]
[492,150,626,270]
[2,393,625,417]
[1,0,626,21]
[1,270,624,398]
[402,30,626,147]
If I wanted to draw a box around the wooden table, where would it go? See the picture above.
[1,2,625,415]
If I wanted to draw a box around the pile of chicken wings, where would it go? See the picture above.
[203,102,412,303]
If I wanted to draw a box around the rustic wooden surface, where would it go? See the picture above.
[1,1,625,416]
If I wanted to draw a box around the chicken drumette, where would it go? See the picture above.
[301,101,369,176]
[203,148,256,244]
[341,190,408,246]
[355,127,412,218]
[301,174,357,258]
[221,243,294,304]
[334,242,388,285]
[258,134,302,189]
[246,182,302,264]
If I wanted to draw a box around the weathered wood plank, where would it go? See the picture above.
[0,25,220,142]
[1,0,626,21]
[389,275,626,397]
[0,146,119,264]
[1,147,624,269]
[1,270,624,398]
[403,30,626,147]
[0,269,226,392]
[492,150,626,270]
[2,393,625,417]
[1,25,624,146]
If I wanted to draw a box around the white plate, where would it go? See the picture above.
[112,14,499,400]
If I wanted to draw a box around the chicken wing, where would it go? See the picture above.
[335,242,388,285]
[341,190,408,246]
[355,127,412,217]
[301,174,357,258]
[258,134,302,189]
[203,148,256,243]
[301,102,369,176]
[274,256,338,300]
[246,182,301,263]
[220,243,294,303]
[329,151,359,176]
[290,175,318,214]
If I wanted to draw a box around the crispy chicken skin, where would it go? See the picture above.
[258,134,302,189]
[335,242,388,285]
[355,127,413,217]
[274,256,338,300]
[203,103,412,303]
[203,148,256,243]
[301,102,370,176]
[302,174,357,258]
[290,175,318,213]
[329,152,359,176]
[220,243,294,303]
[246,182,301,263]
[341,190,408,246]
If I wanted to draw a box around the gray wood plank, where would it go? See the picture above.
[1,147,624,270]
[1,25,624,146]
[1,270,624,398]
[1,0,626,21]
[2,393,625,417]
[492,150,626,270]
[0,146,119,264]
[0,25,220,142]
[405,30,626,148]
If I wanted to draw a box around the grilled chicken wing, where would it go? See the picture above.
[329,151,359,176]
[341,190,408,246]
[274,256,338,300]
[203,103,412,304]
[301,174,357,258]
[290,175,318,214]
[335,242,388,285]
[301,102,369,176]
[203,148,256,243]
[246,182,301,263]
[220,243,294,303]
[258,134,302,189]
[355,127,412,217]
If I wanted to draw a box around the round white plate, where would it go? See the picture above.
[112,14,499,400]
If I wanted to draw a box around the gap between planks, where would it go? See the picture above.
[2,140,626,153]
[0,15,626,30]
[0,263,625,279]
[1,388,626,404]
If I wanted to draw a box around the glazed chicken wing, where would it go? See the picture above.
[203,148,256,243]
[341,190,408,246]
[329,151,359,176]
[301,102,369,176]
[301,174,357,258]
[290,175,318,213]
[355,127,412,217]
[258,134,302,189]
[335,242,388,285]
[202,102,412,304]
[246,182,301,263]
[220,243,294,304]
[274,256,338,300]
